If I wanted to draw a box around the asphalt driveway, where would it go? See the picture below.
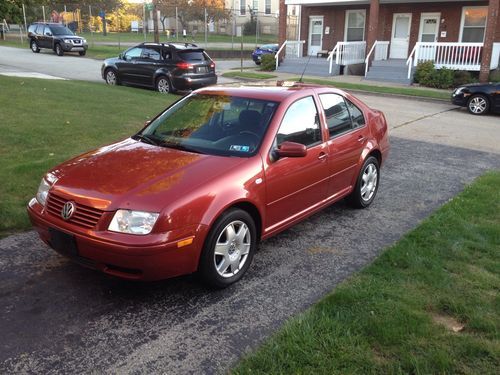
[1,47,499,373]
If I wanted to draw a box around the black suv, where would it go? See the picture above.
[28,22,88,56]
[101,42,217,93]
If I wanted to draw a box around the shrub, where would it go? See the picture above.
[453,70,474,86]
[243,20,256,36]
[426,67,454,89]
[260,54,276,71]
[489,69,500,82]
[414,60,434,84]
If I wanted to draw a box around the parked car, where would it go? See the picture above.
[251,44,279,65]
[27,22,88,56]
[101,42,217,93]
[451,82,500,115]
[27,83,389,288]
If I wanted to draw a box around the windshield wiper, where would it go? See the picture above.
[160,141,203,154]
[132,133,159,146]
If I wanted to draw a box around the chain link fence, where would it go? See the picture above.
[1,2,298,49]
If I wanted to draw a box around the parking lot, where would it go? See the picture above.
[0,46,499,373]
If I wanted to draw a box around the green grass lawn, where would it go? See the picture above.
[0,76,176,237]
[296,77,452,100]
[235,171,500,374]
[222,71,277,79]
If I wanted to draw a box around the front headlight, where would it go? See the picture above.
[82,39,87,44]
[36,173,57,206]
[63,39,72,44]
[108,210,159,235]
[453,87,465,96]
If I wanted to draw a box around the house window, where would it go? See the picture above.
[240,0,246,15]
[461,7,487,43]
[253,0,258,11]
[265,0,271,15]
[345,10,366,42]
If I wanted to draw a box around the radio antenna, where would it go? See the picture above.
[299,54,313,83]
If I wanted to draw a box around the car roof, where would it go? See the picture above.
[140,42,203,51]
[194,83,347,102]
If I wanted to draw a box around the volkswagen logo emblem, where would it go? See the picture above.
[61,201,76,220]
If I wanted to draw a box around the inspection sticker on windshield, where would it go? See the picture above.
[230,145,250,152]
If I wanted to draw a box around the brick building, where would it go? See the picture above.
[278,0,500,82]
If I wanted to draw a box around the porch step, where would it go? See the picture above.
[365,59,413,85]
[277,57,340,77]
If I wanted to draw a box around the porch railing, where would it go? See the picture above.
[407,42,486,78]
[364,40,389,77]
[491,43,500,70]
[334,41,366,66]
[275,40,305,70]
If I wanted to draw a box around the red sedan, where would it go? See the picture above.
[28,84,389,287]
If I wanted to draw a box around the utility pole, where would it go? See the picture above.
[153,0,159,43]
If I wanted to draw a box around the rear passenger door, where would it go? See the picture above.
[135,46,163,86]
[319,93,369,198]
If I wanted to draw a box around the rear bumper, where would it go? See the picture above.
[172,75,217,90]
[27,198,207,281]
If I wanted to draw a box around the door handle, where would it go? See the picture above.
[318,152,327,161]
[357,135,366,143]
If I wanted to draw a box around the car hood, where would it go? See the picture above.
[49,138,246,211]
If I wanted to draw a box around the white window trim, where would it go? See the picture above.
[344,9,366,42]
[458,6,488,43]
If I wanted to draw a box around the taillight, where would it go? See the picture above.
[210,62,215,69]
[176,62,193,70]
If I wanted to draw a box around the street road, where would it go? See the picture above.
[0,45,254,83]
[1,47,499,373]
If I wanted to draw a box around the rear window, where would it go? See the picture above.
[177,51,208,62]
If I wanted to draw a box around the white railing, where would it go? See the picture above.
[327,44,339,74]
[407,42,486,79]
[275,40,305,70]
[491,43,500,70]
[364,41,389,77]
[335,41,366,66]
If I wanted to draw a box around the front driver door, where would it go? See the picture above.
[117,47,143,84]
[264,96,329,233]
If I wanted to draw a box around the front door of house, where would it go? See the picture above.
[308,17,324,56]
[418,13,440,59]
[390,13,411,59]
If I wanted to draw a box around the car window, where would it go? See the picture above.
[177,51,207,62]
[319,93,353,138]
[49,25,73,35]
[141,94,279,157]
[162,49,172,60]
[345,99,366,128]
[28,24,36,34]
[35,25,44,34]
[142,47,161,61]
[276,96,321,148]
[124,47,142,61]
[43,26,52,36]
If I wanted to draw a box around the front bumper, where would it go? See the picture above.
[451,94,467,107]
[61,42,88,52]
[172,75,217,90]
[27,198,207,281]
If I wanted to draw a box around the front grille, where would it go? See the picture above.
[73,39,82,45]
[46,193,104,229]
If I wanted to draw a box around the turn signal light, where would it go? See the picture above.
[177,236,194,248]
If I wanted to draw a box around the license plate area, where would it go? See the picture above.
[49,228,78,257]
[196,66,208,73]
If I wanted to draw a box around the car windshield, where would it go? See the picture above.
[50,26,74,35]
[177,51,207,62]
[138,93,279,157]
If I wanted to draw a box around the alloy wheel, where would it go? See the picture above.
[213,220,251,278]
[360,163,378,202]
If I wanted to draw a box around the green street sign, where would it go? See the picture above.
[145,3,154,11]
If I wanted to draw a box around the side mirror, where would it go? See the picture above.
[274,141,307,159]
[119,53,124,60]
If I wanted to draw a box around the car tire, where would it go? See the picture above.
[55,43,64,56]
[79,51,86,56]
[30,40,40,53]
[199,208,257,288]
[348,156,380,208]
[104,68,119,86]
[155,76,172,94]
[467,94,489,115]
